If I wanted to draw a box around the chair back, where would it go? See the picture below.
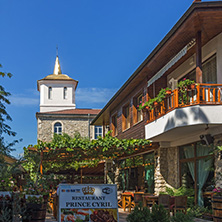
[174,196,187,209]
[134,192,144,204]
[158,194,171,208]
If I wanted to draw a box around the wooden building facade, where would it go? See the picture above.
[92,1,222,206]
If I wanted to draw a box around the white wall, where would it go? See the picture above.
[39,80,77,112]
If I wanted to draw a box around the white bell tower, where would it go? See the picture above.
[37,56,78,112]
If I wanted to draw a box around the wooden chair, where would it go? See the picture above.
[143,194,157,208]
[134,192,144,206]
[158,194,171,214]
[174,196,187,215]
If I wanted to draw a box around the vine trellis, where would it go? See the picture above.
[24,132,153,175]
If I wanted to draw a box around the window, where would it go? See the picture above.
[118,152,154,192]
[122,104,130,131]
[54,122,62,135]
[111,115,117,136]
[179,142,214,206]
[133,94,143,124]
[48,87,52,99]
[94,126,102,139]
[180,54,217,84]
[64,87,67,99]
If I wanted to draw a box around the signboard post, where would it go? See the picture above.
[58,184,119,222]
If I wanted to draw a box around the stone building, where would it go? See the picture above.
[36,56,102,142]
[92,1,222,206]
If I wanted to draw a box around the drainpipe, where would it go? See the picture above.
[88,113,90,139]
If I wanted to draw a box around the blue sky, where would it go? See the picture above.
[0,0,203,157]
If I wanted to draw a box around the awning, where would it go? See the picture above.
[147,39,195,87]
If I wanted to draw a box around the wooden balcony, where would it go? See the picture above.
[146,84,222,124]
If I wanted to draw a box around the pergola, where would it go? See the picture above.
[27,142,156,184]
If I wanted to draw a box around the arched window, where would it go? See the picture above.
[54,122,62,135]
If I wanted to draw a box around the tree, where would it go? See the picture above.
[0,64,18,154]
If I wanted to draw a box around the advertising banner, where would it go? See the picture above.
[58,184,119,222]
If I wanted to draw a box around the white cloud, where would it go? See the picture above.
[76,87,117,105]
[9,87,117,107]
[10,94,39,106]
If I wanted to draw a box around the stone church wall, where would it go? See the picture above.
[37,116,95,142]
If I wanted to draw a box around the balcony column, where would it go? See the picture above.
[196,31,202,83]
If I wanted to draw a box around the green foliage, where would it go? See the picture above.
[170,212,194,222]
[0,64,20,155]
[26,195,44,204]
[151,204,170,222]
[161,186,194,197]
[160,186,195,208]
[22,147,41,181]
[0,157,22,191]
[139,87,171,110]
[187,206,212,219]
[177,79,195,89]
[24,132,151,173]
[126,202,152,222]
[127,203,170,222]
[127,204,196,222]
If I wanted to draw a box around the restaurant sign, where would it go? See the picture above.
[58,184,119,222]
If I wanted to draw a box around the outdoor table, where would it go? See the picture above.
[142,194,158,207]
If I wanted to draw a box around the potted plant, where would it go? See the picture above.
[138,87,172,111]
[178,78,195,91]
[138,99,154,111]
[165,88,172,95]
[23,177,50,222]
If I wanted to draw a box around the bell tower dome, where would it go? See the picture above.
[37,56,78,112]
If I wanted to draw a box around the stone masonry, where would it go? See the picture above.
[154,146,180,194]
[37,115,96,142]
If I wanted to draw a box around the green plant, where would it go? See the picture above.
[177,78,195,90]
[0,157,22,191]
[187,206,212,219]
[160,186,195,208]
[138,87,172,110]
[151,204,170,222]
[126,202,152,222]
[170,212,194,222]
[24,132,151,173]
[161,186,194,197]
[26,195,44,204]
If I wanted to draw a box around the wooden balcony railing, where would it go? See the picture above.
[146,84,222,124]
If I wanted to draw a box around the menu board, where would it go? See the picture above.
[58,184,119,222]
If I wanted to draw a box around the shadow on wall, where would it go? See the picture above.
[164,106,209,132]
[159,107,209,188]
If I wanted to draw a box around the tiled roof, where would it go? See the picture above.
[40,108,101,115]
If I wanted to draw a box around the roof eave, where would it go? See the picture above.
[91,1,222,126]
